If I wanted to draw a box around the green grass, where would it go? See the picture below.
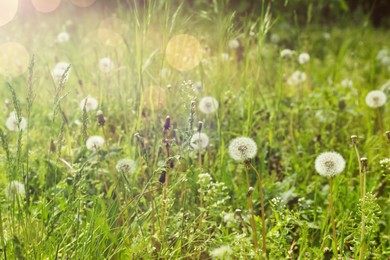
[0,0,389,259]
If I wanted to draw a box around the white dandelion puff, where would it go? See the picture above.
[6,112,27,132]
[228,137,258,162]
[315,152,346,177]
[280,49,295,58]
[209,245,233,259]
[190,133,209,150]
[287,70,307,86]
[116,159,136,174]
[5,181,25,200]
[56,32,70,43]
[228,39,240,49]
[99,57,114,73]
[298,52,310,64]
[365,90,387,108]
[199,96,218,114]
[86,136,105,150]
[80,96,98,112]
[52,62,71,83]
[341,79,353,88]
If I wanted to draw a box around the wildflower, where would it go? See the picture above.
[315,152,345,177]
[5,112,27,131]
[228,137,258,162]
[52,62,71,83]
[99,57,114,73]
[199,96,218,114]
[287,70,307,86]
[209,245,233,259]
[341,79,353,87]
[197,172,212,186]
[221,53,230,61]
[323,32,331,40]
[5,181,25,200]
[80,96,98,112]
[228,39,240,49]
[365,90,387,108]
[298,52,310,64]
[116,158,136,174]
[280,49,294,58]
[190,133,209,150]
[56,32,70,43]
[376,49,388,61]
[86,135,105,150]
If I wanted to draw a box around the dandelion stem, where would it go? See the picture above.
[359,158,368,260]
[245,165,259,252]
[376,108,384,134]
[329,177,338,259]
[250,163,267,255]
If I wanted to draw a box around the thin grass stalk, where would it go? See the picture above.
[329,177,338,259]
[245,165,259,252]
[359,158,368,260]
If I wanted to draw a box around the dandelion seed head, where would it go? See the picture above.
[341,79,353,88]
[315,152,345,177]
[86,135,105,150]
[287,70,306,86]
[365,90,387,108]
[80,96,98,112]
[57,32,70,43]
[199,96,218,114]
[298,52,310,64]
[52,62,71,83]
[190,133,209,150]
[228,39,240,49]
[5,181,25,200]
[99,57,114,73]
[280,49,294,58]
[116,158,136,174]
[228,137,258,162]
[6,112,27,132]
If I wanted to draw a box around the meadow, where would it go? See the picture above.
[0,0,389,259]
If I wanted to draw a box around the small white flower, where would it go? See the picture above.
[86,135,105,150]
[298,52,310,64]
[199,96,218,114]
[365,90,387,108]
[323,32,331,40]
[221,53,230,61]
[287,70,307,86]
[376,49,388,61]
[228,137,258,162]
[209,245,233,259]
[341,79,353,88]
[5,181,25,200]
[80,96,98,112]
[223,212,235,224]
[56,32,70,43]
[198,173,212,186]
[52,62,71,83]
[228,39,240,49]
[99,57,114,73]
[280,49,295,58]
[6,112,27,132]
[116,159,136,174]
[190,133,209,150]
[315,152,345,177]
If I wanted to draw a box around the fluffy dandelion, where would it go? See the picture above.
[341,79,353,88]
[228,39,240,49]
[99,57,114,73]
[116,158,136,174]
[5,180,25,200]
[365,90,387,108]
[209,245,233,259]
[228,137,258,162]
[315,152,345,177]
[199,96,218,114]
[287,70,307,86]
[86,135,105,150]
[5,112,27,132]
[298,52,310,64]
[80,96,98,112]
[280,49,294,58]
[56,32,70,43]
[190,133,209,150]
[52,62,71,83]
